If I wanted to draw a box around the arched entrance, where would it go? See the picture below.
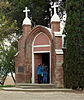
[32,32,51,84]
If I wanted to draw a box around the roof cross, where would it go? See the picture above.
[23,7,30,18]
[51,2,59,14]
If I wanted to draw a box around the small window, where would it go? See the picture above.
[18,66,24,72]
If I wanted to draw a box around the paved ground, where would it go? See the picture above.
[0,90,84,100]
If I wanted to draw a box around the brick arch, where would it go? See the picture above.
[25,25,52,56]
[24,26,53,82]
[26,25,52,43]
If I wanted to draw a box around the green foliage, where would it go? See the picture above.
[63,0,84,89]
[0,44,17,85]
[0,85,15,87]
[7,0,51,28]
[3,0,61,34]
[0,1,18,84]
[0,15,18,41]
[0,0,18,41]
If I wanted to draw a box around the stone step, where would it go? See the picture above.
[16,83,57,89]
[2,87,72,92]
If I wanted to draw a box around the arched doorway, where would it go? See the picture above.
[32,32,51,84]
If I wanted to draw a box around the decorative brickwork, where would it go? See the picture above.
[15,22,64,87]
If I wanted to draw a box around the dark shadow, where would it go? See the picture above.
[42,53,50,83]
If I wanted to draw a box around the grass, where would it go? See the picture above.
[0,85,15,89]
[0,85,15,87]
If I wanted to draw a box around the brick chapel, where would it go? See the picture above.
[15,3,65,87]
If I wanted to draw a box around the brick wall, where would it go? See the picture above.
[15,25,64,87]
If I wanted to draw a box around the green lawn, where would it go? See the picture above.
[0,85,15,89]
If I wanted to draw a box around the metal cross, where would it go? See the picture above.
[23,7,30,18]
[51,2,59,14]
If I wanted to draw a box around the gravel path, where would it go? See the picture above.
[0,90,84,100]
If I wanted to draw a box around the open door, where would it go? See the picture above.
[34,54,42,83]
[34,53,50,83]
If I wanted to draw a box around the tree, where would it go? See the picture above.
[7,0,51,28]
[0,15,18,42]
[0,1,18,42]
[8,0,61,28]
[0,1,18,84]
[63,0,84,89]
[0,43,17,85]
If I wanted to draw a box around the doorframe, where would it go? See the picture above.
[32,51,51,84]
[32,32,51,84]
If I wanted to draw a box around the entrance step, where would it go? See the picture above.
[3,87,72,92]
[3,83,71,92]
[2,83,73,92]
[16,83,57,89]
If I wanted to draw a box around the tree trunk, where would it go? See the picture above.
[2,75,7,85]
[11,71,16,83]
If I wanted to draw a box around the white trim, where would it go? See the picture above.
[62,34,66,48]
[50,52,51,84]
[32,44,34,83]
[33,45,50,48]
[34,51,50,53]
[55,49,63,54]
[44,27,53,38]
[32,32,51,84]
[54,32,62,37]
[33,51,51,84]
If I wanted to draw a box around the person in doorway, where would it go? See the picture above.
[43,69,48,83]
[44,65,48,83]
[37,64,43,83]
[42,64,48,83]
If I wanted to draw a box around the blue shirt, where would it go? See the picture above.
[37,65,43,75]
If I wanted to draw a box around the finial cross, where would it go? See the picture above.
[51,2,59,14]
[23,7,30,18]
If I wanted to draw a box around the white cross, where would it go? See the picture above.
[51,2,59,14]
[23,7,30,18]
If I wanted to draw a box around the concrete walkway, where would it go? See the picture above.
[0,90,84,100]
